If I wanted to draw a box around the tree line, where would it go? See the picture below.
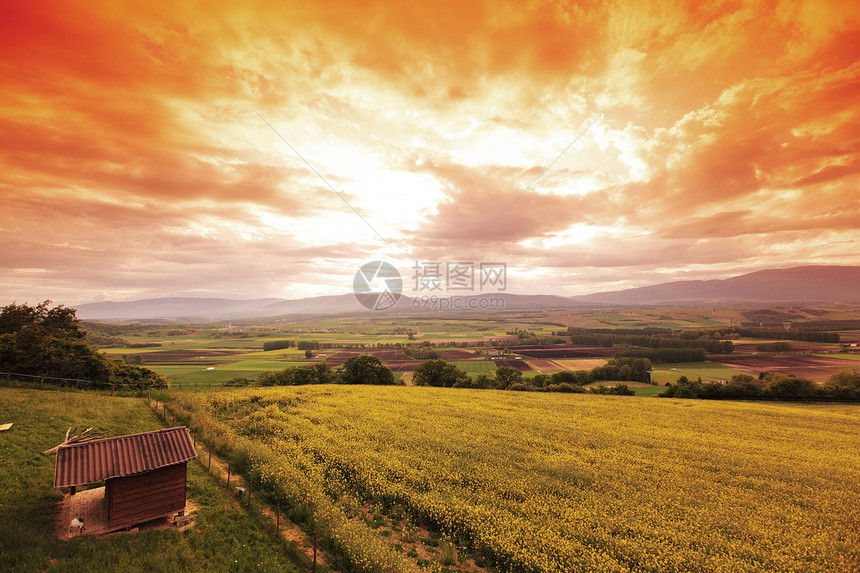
[658,371,860,402]
[678,326,840,344]
[227,354,397,387]
[262,339,321,351]
[0,301,167,388]
[735,327,839,343]
[412,357,648,393]
[227,355,642,395]
[566,327,734,354]
[789,319,860,331]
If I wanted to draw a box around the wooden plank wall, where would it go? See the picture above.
[107,463,187,527]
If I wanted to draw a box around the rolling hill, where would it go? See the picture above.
[568,265,860,306]
[72,265,860,320]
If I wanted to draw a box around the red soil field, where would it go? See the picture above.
[710,355,858,380]
[322,348,482,371]
[322,348,413,366]
[524,359,565,371]
[507,345,627,358]
[140,349,245,361]
[320,348,430,372]
[437,350,480,360]
[732,342,839,353]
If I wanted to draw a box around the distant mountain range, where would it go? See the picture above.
[73,266,860,321]
[568,265,860,306]
[74,293,578,321]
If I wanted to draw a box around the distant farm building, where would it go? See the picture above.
[54,427,197,530]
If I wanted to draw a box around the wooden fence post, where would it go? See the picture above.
[313,531,317,573]
[227,463,231,487]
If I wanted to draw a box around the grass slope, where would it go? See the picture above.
[0,388,302,573]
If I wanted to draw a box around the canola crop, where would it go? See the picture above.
[174,386,860,572]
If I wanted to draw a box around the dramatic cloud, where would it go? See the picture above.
[1,0,859,304]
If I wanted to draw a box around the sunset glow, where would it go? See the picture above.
[2,0,859,303]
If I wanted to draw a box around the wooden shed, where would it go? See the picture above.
[54,427,197,528]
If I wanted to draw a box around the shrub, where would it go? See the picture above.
[547,382,584,393]
[507,382,531,391]
[339,354,395,385]
[413,359,468,387]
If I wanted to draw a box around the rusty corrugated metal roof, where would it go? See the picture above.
[54,426,197,488]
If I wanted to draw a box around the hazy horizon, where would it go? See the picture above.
[3,1,859,305]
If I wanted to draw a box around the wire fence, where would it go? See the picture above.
[0,371,320,393]
[0,371,162,396]
[152,400,355,573]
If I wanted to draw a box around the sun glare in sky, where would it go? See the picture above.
[2,0,859,303]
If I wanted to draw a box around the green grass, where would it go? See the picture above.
[630,384,664,397]
[217,359,300,371]
[816,353,860,362]
[451,360,497,372]
[0,388,303,572]
[650,361,746,384]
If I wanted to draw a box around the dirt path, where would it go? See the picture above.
[148,401,333,569]
[149,400,491,573]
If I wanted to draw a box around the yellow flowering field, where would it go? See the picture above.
[172,386,860,573]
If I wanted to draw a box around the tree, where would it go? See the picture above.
[550,371,577,385]
[305,349,313,359]
[494,366,522,390]
[823,370,860,400]
[339,354,395,385]
[531,373,551,388]
[413,359,468,387]
[0,301,166,387]
[465,373,493,389]
[765,374,815,400]
[292,362,334,385]
[824,370,860,391]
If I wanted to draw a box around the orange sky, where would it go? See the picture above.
[2,0,859,304]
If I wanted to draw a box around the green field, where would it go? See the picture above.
[571,309,730,330]
[449,360,497,372]
[85,309,860,392]
[0,388,304,572]
[817,352,860,362]
[651,361,747,384]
